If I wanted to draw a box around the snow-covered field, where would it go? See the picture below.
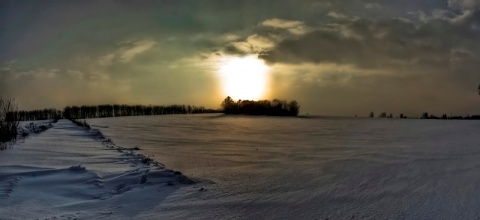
[0,120,195,220]
[2,115,480,219]
[87,114,480,219]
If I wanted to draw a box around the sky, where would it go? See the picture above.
[1,0,480,116]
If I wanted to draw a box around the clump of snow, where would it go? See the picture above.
[18,120,53,136]
[0,119,195,219]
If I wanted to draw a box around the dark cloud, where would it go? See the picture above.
[448,0,480,10]
[262,16,475,63]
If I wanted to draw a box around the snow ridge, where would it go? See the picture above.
[0,120,196,219]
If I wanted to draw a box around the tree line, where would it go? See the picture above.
[64,104,220,119]
[11,104,220,121]
[221,96,300,116]
[368,111,480,120]
[16,109,62,121]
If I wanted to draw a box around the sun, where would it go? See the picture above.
[219,55,270,100]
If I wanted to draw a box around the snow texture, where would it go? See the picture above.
[88,114,480,219]
[3,114,480,219]
[0,120,195,220]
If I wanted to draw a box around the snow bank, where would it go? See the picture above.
[0,120,195,220]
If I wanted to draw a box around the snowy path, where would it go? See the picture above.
[0,120,194,220]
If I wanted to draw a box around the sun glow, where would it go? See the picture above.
[219,56,270,100]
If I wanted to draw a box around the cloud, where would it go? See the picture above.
[261,18,309,35]
[261,18,303,29]
[327,11,359,21]
[271,62,383,86]
[222,18,313,56]
[225,42,253,54]
[259,15,479,70]
[246,34,276,50]
[223,34,242,41]
[364,3,382,9]
[408,9,459,22]
[448,0,480,10]
[99,39,157,66]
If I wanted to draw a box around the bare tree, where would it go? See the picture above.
[0,98,20,149]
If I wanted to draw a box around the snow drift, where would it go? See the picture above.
[0,120,195,220]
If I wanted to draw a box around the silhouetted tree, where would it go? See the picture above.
[421,112,429,119]
[369,112,375,118]
[288,101,300,116]
[0,98,20,148]
[221,96,237,114]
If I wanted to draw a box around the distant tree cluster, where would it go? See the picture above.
[369,111,395,118]
[64,104,220,119]
[221,96,300,116]
[368,112,417,119]
[420,112,480,120]
[377,112,394,118]
[367,111,480,120]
